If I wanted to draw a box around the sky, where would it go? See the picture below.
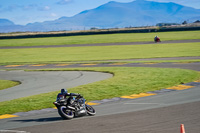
[0,0,200,25]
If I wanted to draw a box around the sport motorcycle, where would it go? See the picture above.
[53,95,96,119]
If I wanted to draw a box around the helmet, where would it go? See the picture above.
[61,88,67,94]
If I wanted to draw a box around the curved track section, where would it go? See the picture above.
[13,89,200,133]
[0,70,113,102]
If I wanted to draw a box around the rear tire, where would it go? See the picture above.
[86,104,96,116]
[58,106,74,119]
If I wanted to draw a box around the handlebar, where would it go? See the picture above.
[76,94,83,99]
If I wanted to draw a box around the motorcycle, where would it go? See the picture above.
[154,37,161,43]
[53,95,96,119]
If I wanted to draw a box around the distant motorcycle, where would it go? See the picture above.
[53,95,96,119]
[154,36,161,43]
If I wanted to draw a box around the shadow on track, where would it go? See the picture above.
[13,117,62,123]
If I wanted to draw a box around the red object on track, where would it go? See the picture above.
[180,124,186,133]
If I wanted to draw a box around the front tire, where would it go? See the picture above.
[86,104,96,116]
[58,106,74,119]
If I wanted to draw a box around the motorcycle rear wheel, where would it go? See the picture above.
[86,104,96,116]
[58,106,74,119]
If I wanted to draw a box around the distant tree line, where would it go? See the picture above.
[156,23,180,27]
[156,20,200,27]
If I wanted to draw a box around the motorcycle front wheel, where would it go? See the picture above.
[58,106,74,119]
[85,104,96,116]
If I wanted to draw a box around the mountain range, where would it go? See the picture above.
[1,0,200,33]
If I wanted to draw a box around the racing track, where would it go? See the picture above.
[0,40,200,133]
[0,71,113,102]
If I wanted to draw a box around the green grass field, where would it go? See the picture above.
[0,30,200,47]
[0,80,20,91]
[0,30,200,115]
[0,42,199,65]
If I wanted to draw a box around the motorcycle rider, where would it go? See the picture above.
[54,88,95,119]
[57,88,81,105]
[154,35,160,42]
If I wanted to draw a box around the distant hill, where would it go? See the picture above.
[1,0,200,33]
[0,19,15,26]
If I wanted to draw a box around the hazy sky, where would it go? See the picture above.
[0,0,199,25]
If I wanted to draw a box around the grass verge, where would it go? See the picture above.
[0,30,200,47]
[0,67,199,115]
[0,42,200,65]
[107,59,200,64]
[0,80,20,91]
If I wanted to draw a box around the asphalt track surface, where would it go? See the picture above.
[0,71,113,102]
[1,59,200,71]
[1,83,200,133]
[0,40,200,133]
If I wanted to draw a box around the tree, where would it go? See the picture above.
[194,20,200,23]
[182,21,187,25]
